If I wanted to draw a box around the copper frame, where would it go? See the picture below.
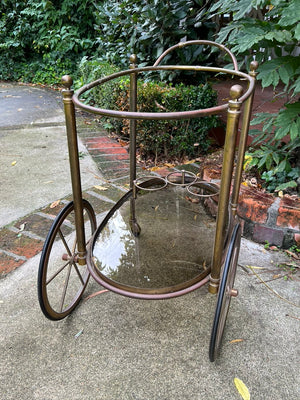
[61,40,258,299]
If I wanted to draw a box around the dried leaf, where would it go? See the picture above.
[183,159,195,164]
[93,185,108,191]
[154,205,159,212]
[164,162,175,168]
[234,378,250,400]
[185,196,200,204]
[246,265,265,270]
[229,338,244,344]
[19,223,26,232]
[272,274,282,280]
[50,200,60,208]
[11,161,17,166]
[118,139,129,147]
[284,250,300,260]
[149,166,162,171]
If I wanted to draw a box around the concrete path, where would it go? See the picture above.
[0,82,299,399]
[0,83,101,227]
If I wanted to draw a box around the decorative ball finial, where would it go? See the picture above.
[129,54,137,64]
[230,84,243,101]
[61,75,73,89]
[250,60,259,72]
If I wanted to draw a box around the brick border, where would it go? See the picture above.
[203,168,300,249]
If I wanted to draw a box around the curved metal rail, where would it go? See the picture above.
[72,66,255,120]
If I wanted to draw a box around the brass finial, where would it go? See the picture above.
[61,75,73,89]
[230,84,243,101]
[129,54,137,64]
[250,60,259,72]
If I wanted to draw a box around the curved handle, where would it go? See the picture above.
[153,40,238,71]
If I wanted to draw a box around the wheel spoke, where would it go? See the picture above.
[46,260,70,285]
[58,228,72,256]
[59,262,72,312]
[72,261,85,285]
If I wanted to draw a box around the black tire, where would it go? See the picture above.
[38,200,96,320]
[209,222,241,362]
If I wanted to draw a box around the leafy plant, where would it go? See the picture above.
[245,141,300,192]
[94,0,217,78]
[0,0,98,83]
[210,0,300,193]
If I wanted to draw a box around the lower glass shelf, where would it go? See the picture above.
[89,182,219,295]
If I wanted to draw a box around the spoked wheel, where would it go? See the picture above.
[38,200,96,320]
[209,222,241,362]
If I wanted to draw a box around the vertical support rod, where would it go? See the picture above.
[129,54,138,188]
[128,55,141,236]
[61,75,86,265]
[208,85,243,294]
[231,61,258,217]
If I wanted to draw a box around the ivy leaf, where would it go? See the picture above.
[275,180,298,192]
[275,159,287,174]
[290,121,299,141]
[278,66,290,86]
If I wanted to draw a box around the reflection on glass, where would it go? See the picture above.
[93,186,216,289]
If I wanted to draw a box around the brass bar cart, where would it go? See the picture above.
[37,41,258,361]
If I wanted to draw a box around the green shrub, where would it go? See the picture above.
[0,0,98,83]
[94,0,217,80]
[75,57,121,107]
[132,81,219,159]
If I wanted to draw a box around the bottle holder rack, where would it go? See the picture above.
[133,170,220,199]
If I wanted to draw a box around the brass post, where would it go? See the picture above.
[61,75,86,265]
[208,84,243,293]
[129,54,138,187]
[128,55,141,236]
[231,61,259,216]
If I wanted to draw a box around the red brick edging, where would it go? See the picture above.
[203,168,300,249]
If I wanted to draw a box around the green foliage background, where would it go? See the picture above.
[0,0,98,83]
[210,0,300,192]
[0,0,215,84]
